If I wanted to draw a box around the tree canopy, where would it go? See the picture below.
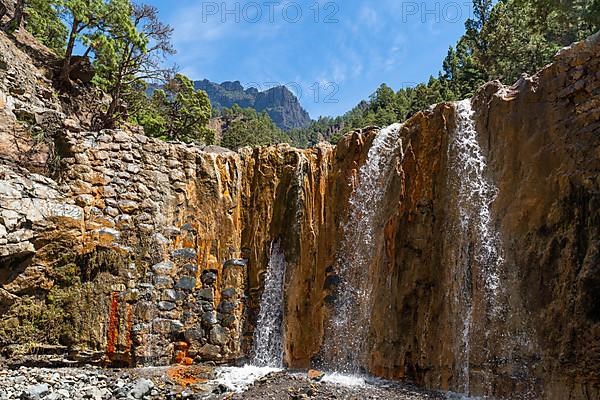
[219,105,290,150]
[134,74,214,144]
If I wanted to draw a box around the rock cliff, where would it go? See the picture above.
[0,27,599,400]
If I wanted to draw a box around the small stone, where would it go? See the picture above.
[138,283,154,290]
[201,301,214,312]
[223,259,247,268]
[171,320,184,332]
[184,327,205,342]
[127,164,141,174]
[152,232,169,246]
[113,131,131,143]
[158,301,176,311]
[162,289,178,302]
[171,248,197,261]
[92,227,120,243]
[154,275,174,289]
[175,276,196,291]
[197,344,222,360]
[20,383,49,400]
[163,226,180,237]
[151,260,175,276]
[201,270,218,286]
[118,200,138,213]
[183,263,198,275]
[202,311,217,326]
[129,378,154,399]
[210,326,228,346]
[324,275,342,290]
[75,194,95,207]
[195,288,214,301]
[308,369,325,381]
[95,150,110,160]
[63,118,81,131]
[104,206,119,217]
[217,301,237,314]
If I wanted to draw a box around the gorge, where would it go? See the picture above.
[0,23,599,400]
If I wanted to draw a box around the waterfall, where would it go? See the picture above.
[448,99,504,394]
[251,240,287,368]
[451,99,503,299]
[324,123,403,374]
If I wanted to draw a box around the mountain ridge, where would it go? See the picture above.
[194,79,312,131]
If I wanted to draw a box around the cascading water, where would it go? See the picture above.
[251,240,287,368]
[448,99,504,394]
[215,241,287,392]
[324,123,403,374]
[451,99,503,302]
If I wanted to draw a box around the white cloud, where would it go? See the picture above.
[358,6,378,28]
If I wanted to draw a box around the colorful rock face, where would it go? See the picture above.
[0,32,599,400]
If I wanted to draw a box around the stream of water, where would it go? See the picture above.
[448,99,504,395]
[323,123,403,374]
[252,240,287,368]
[215,241,287,392]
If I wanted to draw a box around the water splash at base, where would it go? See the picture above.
[215,365,282,392]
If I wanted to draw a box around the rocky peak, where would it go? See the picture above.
[194,79,312,130]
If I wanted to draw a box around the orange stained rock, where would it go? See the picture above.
[174,341,189,350]
[166,365,210,387]
[308,369,324,381]
[106,292,119,356]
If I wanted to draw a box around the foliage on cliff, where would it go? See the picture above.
[24,0,66,53]
[219,104,290,150]
[93,3,175,128]
[133,74,214,144]
[1,0,215,143]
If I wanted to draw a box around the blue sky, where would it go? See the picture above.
[143,0,474,118]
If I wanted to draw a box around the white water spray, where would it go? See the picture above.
[252,240,287,368]
[325,123,403,374]
[448,99,504,394]
[451,100,503,296]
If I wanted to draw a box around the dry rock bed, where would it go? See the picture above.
[0,366,452,400]
[230,371,448,400]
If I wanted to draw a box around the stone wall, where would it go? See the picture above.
[1,122,345,367]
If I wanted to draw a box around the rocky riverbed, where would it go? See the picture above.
[0,366,455,399]
[230,371,449,400]
[0,366,226,399]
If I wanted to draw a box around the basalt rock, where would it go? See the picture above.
[0,26,598,400]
